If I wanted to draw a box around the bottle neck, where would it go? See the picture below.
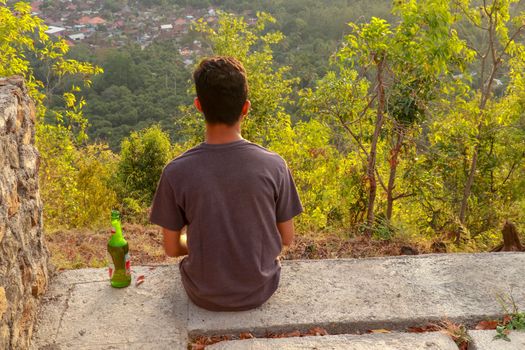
[110,219,125,245]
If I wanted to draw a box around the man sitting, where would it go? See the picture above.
[149,56,303,311]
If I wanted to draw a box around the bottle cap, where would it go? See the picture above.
[111,210,120,221]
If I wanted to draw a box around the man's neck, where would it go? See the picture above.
[205,122,243,145]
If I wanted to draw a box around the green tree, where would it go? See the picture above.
[80,42,191,149]
[1,1,113,229]
[0,1,100,110]
[271,119,367,230]
[182,11,297,145]
[306,0,470,235]
[39,127,118,228]
[446,0,525,239]
[118,125,172,206]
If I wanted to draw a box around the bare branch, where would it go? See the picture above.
[335,113,370,158]
[375,169,387,192]
[453,0,489,30]
[357,94,377,120]
[392,192,415,201]
[489,5,497,64]
[499,152,525,188]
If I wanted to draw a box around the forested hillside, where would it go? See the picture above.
[2,0,525,265]
[38,0,392,149]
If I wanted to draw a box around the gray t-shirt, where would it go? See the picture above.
[149,139,303,311]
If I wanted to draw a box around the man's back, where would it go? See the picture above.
[150,139,302,311]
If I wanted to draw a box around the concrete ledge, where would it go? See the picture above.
[468,330,525,350]
[32,253,525,349]
[189,253,525,337]
[207,332,459,350]
[31,266,188,350]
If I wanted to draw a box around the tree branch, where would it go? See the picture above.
[453,0,489,30]
[499,152,525,189]
[499,24,525,60]
[375,169,387,192]
[392,192,415,201]
[336,113,369,158]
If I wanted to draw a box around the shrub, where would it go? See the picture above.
[117,125,172,206]
[39,124,118,229]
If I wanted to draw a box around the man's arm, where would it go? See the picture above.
[161,227,188,257]
[277,219,295,246]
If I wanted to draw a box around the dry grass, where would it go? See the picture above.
[46,225,439,270]
[281,231,433,260]
[46,224,179,270]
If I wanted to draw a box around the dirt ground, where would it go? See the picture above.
[46,224,177,270]
[46,224,439,270]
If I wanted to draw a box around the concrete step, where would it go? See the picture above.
[31,266,188,350]
[189,253,525,337]
[207,332,459,350]
[468,330,525,350]
[32,253,525,349]
[207,330,525,350]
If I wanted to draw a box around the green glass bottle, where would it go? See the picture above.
[108,210,131,288]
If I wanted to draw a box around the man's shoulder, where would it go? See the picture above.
[163,140,288,174]
[244,142,286,165]
[163,145,204,174]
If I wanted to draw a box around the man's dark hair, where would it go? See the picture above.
[193,56,248,125]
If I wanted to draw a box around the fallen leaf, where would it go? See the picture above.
[368,329,391,334]
[503,315,512,325]
[135,275,145,287]
[458,342,468,350]
[407,326,426,333]
[283,330,301,338]
[475,320,498,330]
[268,330,301,338]
[239,332,254,339]
[306,327,328,336]
[407,324,440,333]
[190,335,231,348]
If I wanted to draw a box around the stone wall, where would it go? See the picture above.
[0,77,49,350]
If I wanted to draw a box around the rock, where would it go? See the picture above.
[7,190,20,216]
[400,245,418,255]
[0,287,7,317]
[7,140,19,168]
[0,77,49,350]
[31,266,48,297]
[0,223,5,243]
[0,324,10,350]
[22,127,32,145]
[20,145,39,176]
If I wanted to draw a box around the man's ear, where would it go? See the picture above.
[241,100,251,116]
[194,98,203,113]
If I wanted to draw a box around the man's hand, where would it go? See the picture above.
[161,227,188,257]
[277,219,295,246]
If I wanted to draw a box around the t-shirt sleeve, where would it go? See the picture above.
[275,166,304,222]
[149,169,187,231]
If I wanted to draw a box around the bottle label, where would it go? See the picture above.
[107,252,130,279]
[125,253,131,276]
[108,262,114,278]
